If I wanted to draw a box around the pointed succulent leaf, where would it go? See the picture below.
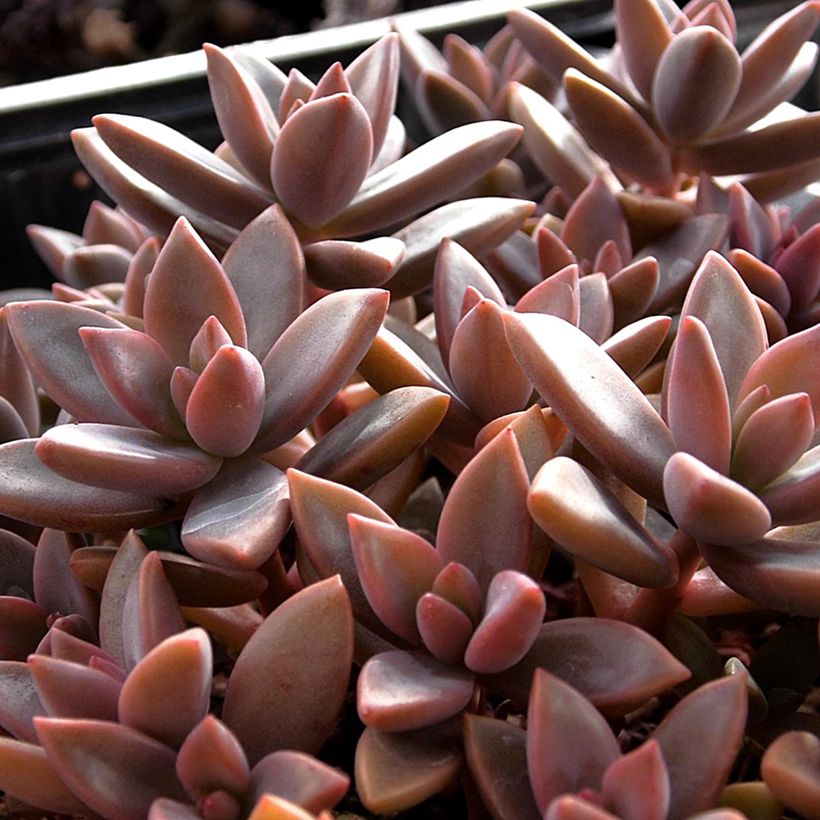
[773,223,820,315]
[143,218,246,364]
[578,273,615,344]
[326,122,522,238]
[123,236,159,319]
[188,316,233,373]
[416,68,491,132]
[728,249,791,317]
[653,674,748,820]
[221,205,305,361]
[602,739,670,820]
[304,237,405,290]
[357,649,474,732]
[545,796,619,819]
[82,198,147,251]
[310,62,352,100]
[615,0,673,99]
[26,223,82,279]
[0,308,39,435]
[728,183,777,260]
[416,592,474,665]
[223,576,353,762]
[445,33,494,99]
[602,315,671,379]
[35,423,222,496]
[28,655,120,721]
[118,628,211,749]
[516,263,580,325]
[529,457,677,588]
[354,720,462,815]
[349,514,442,645]
[254,289,388,453]
[271,93,372,228]
[431,562,483,625]
[0,661,43,741]
[761,730,820,818]
[758,445,820,525]
[35,717,187,818]
[527,669,621,813]
[504,312,675,507]
[93,113,271,229]
[6,300,138,425]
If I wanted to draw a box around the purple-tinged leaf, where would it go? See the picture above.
[254,288,388,453]
[119,628,211,749]
[143,218,246,364]
[0,439,183,532]
[304,237,405,290]
[82,200,146,250]
[28,655,120,721]
[0,527,35,595]
[527,669,620,813]
[355,720,462,814]
[653,674,747,820]
[416,592,473,665]
[431,562,482,626]
[170,367,196,420]
[615,0,672,99]
[761,730,820,818]
[35,717,187,818]
[6,300,137,425]
[602,315,671,379]
[578,273,615,344]
[774,223,820,314]
[223,575,353,762]
[416,68,491,132]
[349,514,441,645]
[62,244,133,287]
[272,93,372,229]
[0,308,39,436]
[727,249,791,317]
[759,445,820,525]
[534,227,575,281]
[602,739,669,820]
[437,429,531,591]
[504,312,675,507]
[728,183,777,260]
[0,661,43,741]
[463,714,541,820]
[188,316,234,373]
[36,423,222,496]
[358,649,474,732]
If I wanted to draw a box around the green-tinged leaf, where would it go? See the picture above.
[615,0,672,99]
[355,720,462,814]
[304,237,405,290]
[504,312,675,507]
[761,731,820,818]
[35,717,187,819]
[602,739,669,820]
[272,93,372,228]
[28,655,120,721]
[254,289,389,453]
[664,452,771,545]
[35,424,222,496]
[222,575,353,762]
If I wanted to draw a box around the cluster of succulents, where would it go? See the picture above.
[4,0,820,816]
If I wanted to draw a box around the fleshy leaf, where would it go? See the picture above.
[415,68,491,132]
[0,527,35,596]
[0,308,39,436]
[602,739,670,820]
[28,655,120,721]
[416,592,474,666]
[761,730,820,819]
[615,0,672,99]
[0,661,43,741]
[304,237,405,290]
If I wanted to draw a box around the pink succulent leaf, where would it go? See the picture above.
[310,62,352,101]
[143,217,247,365]
[664,316,732,474]
[483,618,690,717]
[651,26,742,144]
[288,470,393,631]
[761,730,820,818]
[445,33,495,99]
[515,263,580,325]
[772,223,820,314]
[45,625,112,667]
[345,34,400,157]
[0,736,92,816]
[35,423,222,496]
[357,649,474,732]
[354,719,463,815]
[700,534,820,615]
[271,92,373,229]
[233,48,288,109]
[176,715,251,799]
[415,68,492,133]
[326,122,522,239]
[253,288,388,453]
[296,386,449,492]
[28,655,120,721]
[529,457,678,588]
[118,628,211,749]
[249,750,349,814]
[181,456,289,570]
[681,112,820,176]
[277,68,315,122]
[534,225,575,281]
[677,566,760,617]
[728,183,777,260]
[652,674,748,820]
[0,597,47,661]
[185,345,265,457]
[564,69,675,191]
[664,451,771,545]
[188,316,235,373]
[0,439,184,532]
[348,514,442,645]
[577,274,615,344]
[71,127,239,249]
[93,113,272,229]
[6,300,139,425]
[0,398,28,444]
[449,298,533,422]
[436,429,531,591]
[0,314,38,436]
[593,239,623,278]
[82,200,147,249]
[368,114,406,174]
[601,739,669,820]
[608,257,661,329]
[462,714,541,820]
[464,570,545,674]
[222,575,353,762]
[386,196,535,300]
[526,668,621,814]
[80,327,186,439]
[149,798,201,820]
[545,795,620,820]
[62,244,133,287]
[221,205,305,362]
[204,43,279,189]
[507,82,620,201]
[123,236,160,319]
[602,315,671,380]
[395,22,449,89]
[615,0,673,99]
[504,312,675,507]
[170,367,197,421]
[416,591,474,665]
[0,661,44,741]
[758,444,820,525]
[0,527,35,595]
[677,251,767,408]
[431,562,483,625]
[35,717,188,818]
[26,223,83,279]
[728,249,792,317]
[303,237,405,290]
[732,392,814,489]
